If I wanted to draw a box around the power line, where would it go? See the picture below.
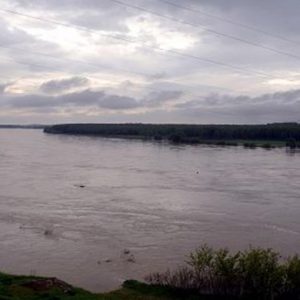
[106,0,300,62]
[0,26,245,97]
[0,44,153,79]
[0,54,55,71]
[0,45,258,105]
[0,9,201,67]
[0,55,214,108]
[0,8,282,80]
[159,0,300,46]
[0,48,241,102]
[1,42,240,98]
[0,47,290,108]
[0,52,158,91]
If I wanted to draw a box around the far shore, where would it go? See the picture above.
[43,123,300,149]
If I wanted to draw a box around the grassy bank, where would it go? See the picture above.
[1,246,300,299]
[0,272,149,300]
[0,273,212,300]
[44,123,300,149]
[0,273,263,300]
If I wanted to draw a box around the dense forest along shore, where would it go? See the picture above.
[44,123,300,149]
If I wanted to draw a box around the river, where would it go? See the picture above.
[0,129,299,292]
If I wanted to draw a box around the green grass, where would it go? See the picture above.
[0,273,196,300]
[0,272,235,300]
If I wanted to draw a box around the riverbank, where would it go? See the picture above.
[2,246,300,299]
[44,123,300,149]
[0,273,274,300]
[0,272,215,300]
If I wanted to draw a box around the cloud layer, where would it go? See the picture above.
[40,77,90,94]
[0,0,300,123]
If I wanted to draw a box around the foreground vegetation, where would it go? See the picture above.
[44,123,300,148]
[147,246,300,299]
[1,246,300,299]
[0,273,171,300]
[0,273,218,300]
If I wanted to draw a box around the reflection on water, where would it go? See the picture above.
[0,129,300,292]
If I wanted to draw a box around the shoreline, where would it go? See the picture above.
[44,132,290,149]
[43,123,300,149]
[0,272,189,300]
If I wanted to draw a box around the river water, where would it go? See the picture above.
[0,129,299,292]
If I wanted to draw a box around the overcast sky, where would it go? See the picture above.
[0,0,300,124]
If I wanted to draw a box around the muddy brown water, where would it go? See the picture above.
[0,129,299,292]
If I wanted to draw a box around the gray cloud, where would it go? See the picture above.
[0,85,5,94]
[2,89,139,110]
[146,72,168,80]
[1,0,300,123]
[1,87,300,124]
[0,83,9,94]
[99,94,140,110]
[1,87,187,111]
[0,81,15,94]
[144,90,183,107]
[40,77,90,94]
[177,89,300,109]
[12,0,137,32]
[0,20,34,47]
[174,89,300,123]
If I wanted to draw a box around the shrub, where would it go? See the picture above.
[153,135,163,141]
[145,267,195,290]
[262,143,273,149]
[146,245,300,299]
[284,255,300,297]
[243,143,257,149]
[168,134,182,143]
[286,138,297,149]
[236,248,284,299]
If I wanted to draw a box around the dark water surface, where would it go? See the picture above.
[0,129,299,292]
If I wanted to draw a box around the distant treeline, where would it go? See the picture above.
[44,123,300,144]
[0,125,45,129]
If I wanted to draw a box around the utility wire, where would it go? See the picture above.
[0,8,282,80]
[1,42,239,97]
[0,51,160,92]
[0,9,202,67]
[0,6,295,108]
[0,49,237,101]
[0,54,56,71]
[106,0,300,61]
[159,0,300,46]
[0,44,152,79]
[0,55,212,108]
